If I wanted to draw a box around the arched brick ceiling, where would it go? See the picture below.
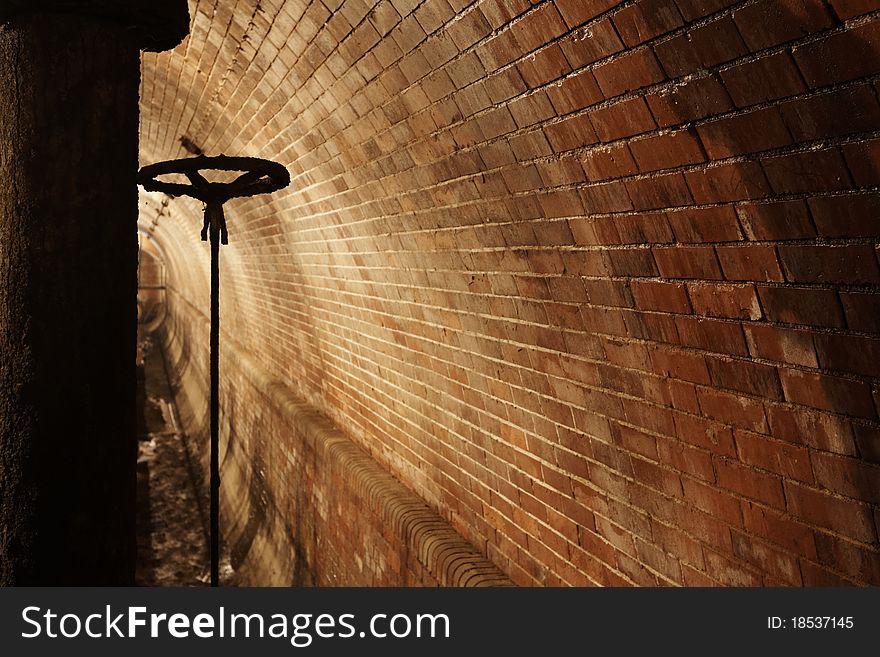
[137,0,880,585]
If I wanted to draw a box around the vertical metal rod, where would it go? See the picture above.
[138,160,289,587]
[209,209,220,588]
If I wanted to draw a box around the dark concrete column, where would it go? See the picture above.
[0,2,188,585]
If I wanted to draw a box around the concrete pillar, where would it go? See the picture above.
[0,2,188,584]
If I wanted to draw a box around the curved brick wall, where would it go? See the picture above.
[139,0,880,586]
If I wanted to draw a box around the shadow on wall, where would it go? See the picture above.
[215,193,331,584]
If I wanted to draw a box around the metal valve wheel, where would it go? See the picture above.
[137,154,290,204]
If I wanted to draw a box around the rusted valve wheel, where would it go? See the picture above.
[137,154,290,204]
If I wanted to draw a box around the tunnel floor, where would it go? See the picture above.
[135,323,211,586]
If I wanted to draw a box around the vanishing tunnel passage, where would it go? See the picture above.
[3,0,880,587]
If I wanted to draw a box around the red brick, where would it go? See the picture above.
[653,246,722,279]
[762,149,852,195]
[697,387,768,432]
[779,368,877,419]
[767,404,857,455]
[631,456,684,498]
[516,43,572,88]
[742,501,817,558]
[606,213,675,244]
[579,180,635,213]
[538,189,585,218]
[502,163,545,194]
[778,244,880,285]
[590,96,657,142]
[743,324,818,368]
[612,0,684,47]
[509,128,554,159]
[705,356,782,399]
[697,107,793,159]
[719,51,807,107]
[784,480,877,543]
[730,530,802,584]
[814,333,880,378]
[650,347,710,387]
[655,16,748,78]
[716,245,784,282]
[604,337,652,370]
[651,518,705,567]
[686,161,771,204]
[733,0,835,51]
[676,316,748,356]
[674,412,738,457]
[827,0,879,19]
[483,68,527,104]
[688,283,762,320]
[139,0,880,589]
[735,200,815,240]
[555,0,618,28]
[631,280,690,313]
[799,560,858,586]
[585,280,636,308]
[628,129,706,173]
[756,285,844,328]
[666,379,701,413]
[657,435,715,482]
[580,143,638,181]
[843,136,880,186]
[646,74,733,127]
[735,429,813,482]
[811,451,880,504]
[464,106,509,141]
[814,531,880,584]
[673,0,732,21]
[596,513,640,557]
[714,456,786,508]
[625,311,680,344]
[547,277,589,304]
[606,248,659,277]
[666,206,742,243]
[509,3,568,53]
[559,18,623,68]
[546,69,602,115]
[447,7,491,48]
[703,547,764,585]
[807,193,880,238]
[792,20,880,88]
[593,47,666,97]
[623,397,676,436]
[508,91,556,129]
[634,535,683,583]
[681,561,719,585]
[780,84,880,142]
[619,550,666,586]
[625,172,693,210]
[840,291,880,333]
[681,477,744,525]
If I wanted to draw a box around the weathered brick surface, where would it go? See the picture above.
[139,0,880,586]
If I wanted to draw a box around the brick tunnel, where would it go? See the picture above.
[5,0,880,587]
